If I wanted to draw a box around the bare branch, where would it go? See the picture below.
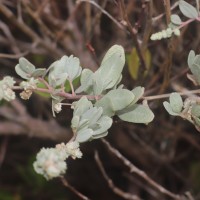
[101,139,181,200]
[61,177,91,200]
[95,151,141,200]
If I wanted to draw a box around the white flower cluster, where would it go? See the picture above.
[34,141,82,180]
[20,78,38,100]
[150,28,180,41]
[33,147,68,180]
[65,141,82,159]
[20,77,38,90]
[0,76,16,101]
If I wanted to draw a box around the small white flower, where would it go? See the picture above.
[54,103,62,113]
[33,147,68,180]
[66,141,83,159]
[166,28,173,36]
[20,77,38,90]
[173,29,180,36]
[0,76,16,101]
[20,89,32,100]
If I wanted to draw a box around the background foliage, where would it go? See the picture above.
[0,0,200,199]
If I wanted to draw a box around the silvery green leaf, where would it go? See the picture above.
[31,68,46,78]
[95,96,115,117]
[93,116,112,135]
[170,14,182,25]
[71,116,80,130]
[188,50,195,68]
[188,55,200,84]
[168,22,179,29]
[163,102,180,116]
[103,89,135,111]
[81,107,102,125]
[15,58,36,79]
[76,128,93,143]
[15,64,30,80]
[117,84,124,89]
[131,86,144,104]
[97,45,125,89]
[72,97,93,116]
[18,58,35,73]
[48,55,82,86]
[117,104,154,124]
[179,0,198,18]
[77,118,89,131]
[169,92,183,113]
[48,72,68,87]
[64,55,82,81]
[92,72,104,95]
[191,104,200,117]
[91,131,108,139]
[112,75,122,89]
[87,107,103,127]
[193,116,200,126]
[75,69,93,93]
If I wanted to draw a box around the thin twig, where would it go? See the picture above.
[94,151,141,200]
[77,0,124,30]
[143,89,200,101]
[61,177,91,200]
[152,2,179,22]
[101,139,181,200]
[0,51,29,59]
[118,0,146,73]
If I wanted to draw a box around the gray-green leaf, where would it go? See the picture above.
[188,54,200,84]
[188,50,195,68]
[179,0,198,18]
[171,14,182,25]
[95,96,115,117]
[117,104,154,124]
[163,101,180,116]
[169,92,183,113]
[76,128,93,143]
[15,58,36,79]
[104,89,135,111]
[131,86,144,104]
[31,68,46,78]
[97,45,125,90]
[75,69,93,93]
[191,104,200,117]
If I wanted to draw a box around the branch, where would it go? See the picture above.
[118,0,146,73]
[101,139,181,200]
[61,177,91,200]
[94,151,141,200]
[0,99,70,142]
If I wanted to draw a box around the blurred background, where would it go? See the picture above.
[0,0,200,199]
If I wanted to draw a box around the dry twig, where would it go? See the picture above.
[101,139,181,200]
[95,151,141,200]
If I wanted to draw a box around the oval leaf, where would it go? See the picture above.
[117,104,154,124]
[169,92,183,113]
[188,50,196,68]
[163,101,180,116]
[76,128,93,143]
[97,45,125,89]
[171,14,182,25]
[191,104,200,117]
[31,68,46,78]
[104,89,135,111]
[131,86,144,104]
[179,0,198,18]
